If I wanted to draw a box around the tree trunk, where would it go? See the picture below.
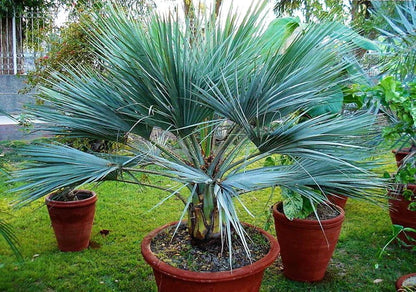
[214,0,222,17]
[188,188,221,242]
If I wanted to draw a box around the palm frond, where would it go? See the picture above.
[10,144,131,206]
[0,218,22,260]
[153,157,213,185]
[254,113,377,157]
[223,159,385,202]
[198,21,366,133]
[374,0,416,80]
[214,184,250,267]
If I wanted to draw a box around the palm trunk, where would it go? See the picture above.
[187,186,221,241]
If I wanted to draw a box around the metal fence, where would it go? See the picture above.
[0,8,53,75]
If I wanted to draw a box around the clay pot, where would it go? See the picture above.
[396,273,416,291]
[272,202,344,282]
[389,184,416,247]
[392,148,413,167]
[141,221,280,292]
[328,194,348,209]
[46,190,97,252]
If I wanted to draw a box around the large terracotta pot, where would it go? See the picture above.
[141,221,280,292]
[396,273,416,291]
[272,202,344,282]
[46,190,97,252]
[328,194,348,209]
[389,184,416,246]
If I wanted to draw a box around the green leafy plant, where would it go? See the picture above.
[0,0,55,16]
[377,224,416,265]
[347,76,416,211]
[11,2,384,265]
[347,76,416,146]
[378,77,416,146]
[21,1,155,153]
[263,155,315,220]
[23,7,101,94]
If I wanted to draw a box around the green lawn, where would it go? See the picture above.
[0,153,415,291]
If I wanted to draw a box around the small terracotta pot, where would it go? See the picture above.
[328,194,348,209]
[141,221,280,292]
[46,190,97,252]
[392,148,412,167]
[272,202,344,282]
[389,184,416,247]
[396,273,416,291]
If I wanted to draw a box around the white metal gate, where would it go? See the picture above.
[0,8,52,75]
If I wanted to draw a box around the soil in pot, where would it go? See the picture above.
[396,273,416,291]
[151,223,269,272]
[389,185,416,247]
[272,202,344,282]
[141,221,280,292]
[46,190,97,252]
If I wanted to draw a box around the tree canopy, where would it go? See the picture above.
[0,0,55,15]
[273,0,373,32]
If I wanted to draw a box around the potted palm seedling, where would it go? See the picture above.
[272,198,344,282]
[265,157,349,282]
[12,146,103,252]
[11,2,384,290]
[45,188,97,252]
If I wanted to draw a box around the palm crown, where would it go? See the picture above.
[12,3,384,255]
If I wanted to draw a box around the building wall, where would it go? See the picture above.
[0,75,47,141]
[0,75,33,114]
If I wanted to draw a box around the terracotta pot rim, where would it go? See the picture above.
[45,190,97,208]
[141,221,280,282]
[389,184,416,198]
[391,183,416,190]
[272,201,345,229]
[392,147,413,155]
[328,194,348,199]
[396,273,416,290]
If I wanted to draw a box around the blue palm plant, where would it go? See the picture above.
[11,2,384,259]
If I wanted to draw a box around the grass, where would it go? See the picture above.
[0,150,415,291]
